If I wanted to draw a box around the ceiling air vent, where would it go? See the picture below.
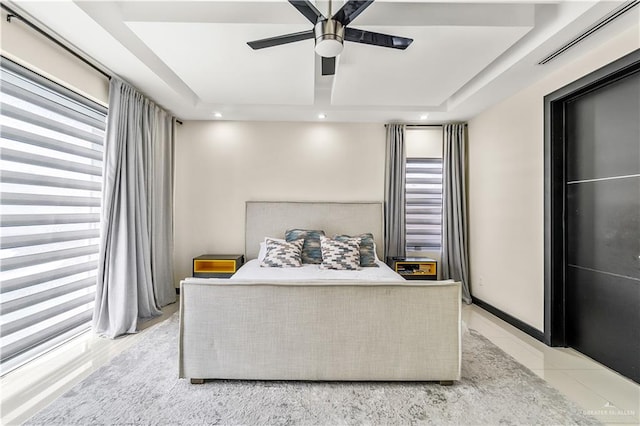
[538,0,639,65]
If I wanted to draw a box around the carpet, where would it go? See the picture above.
[26,312,599,425]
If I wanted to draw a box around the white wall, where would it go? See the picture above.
[0,9,108,105]
[174,121,385,283]
[467,26,639,331]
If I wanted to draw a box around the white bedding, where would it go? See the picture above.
[230,259,404,281]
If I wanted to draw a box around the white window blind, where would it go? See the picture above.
[406,158,443,252]
[0,57,107,374]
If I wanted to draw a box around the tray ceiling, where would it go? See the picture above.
[8,0,638,122]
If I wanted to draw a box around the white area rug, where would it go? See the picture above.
[26,312,599,425]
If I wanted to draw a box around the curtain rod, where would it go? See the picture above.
[2,3,111,79]
[3,4,186,123]
[386,124,468,128]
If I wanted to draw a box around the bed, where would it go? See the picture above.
[179,202,461,383]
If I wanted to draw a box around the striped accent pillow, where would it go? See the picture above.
[260,237,304,268]
[334,233,378,267]
[319,236,361,270]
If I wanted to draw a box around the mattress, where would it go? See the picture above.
[230,259,405,281]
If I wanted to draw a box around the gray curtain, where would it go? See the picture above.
[441,123,471,303]
[384,124,406,260]
[93,78,177,338]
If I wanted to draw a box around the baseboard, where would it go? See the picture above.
[472,296,545,343]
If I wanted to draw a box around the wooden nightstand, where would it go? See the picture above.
[192,254,244,278]
[387,257,437,280]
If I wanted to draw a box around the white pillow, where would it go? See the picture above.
[257,242,267,262]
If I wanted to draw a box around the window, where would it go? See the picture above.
[0,57,107,374]
[405,128,443,254]
[405,158,443,252]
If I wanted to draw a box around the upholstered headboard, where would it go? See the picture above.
[245,201,384,260]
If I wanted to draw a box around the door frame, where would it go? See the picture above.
[543,49,640,346]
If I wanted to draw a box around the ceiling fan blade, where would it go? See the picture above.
[321,56,336,76]
[288,0,325,24]
[332,0,374,26]
[344,27,413,50]
[247,30,314,50]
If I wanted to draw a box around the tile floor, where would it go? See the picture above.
[1,302,638,425]
[462,305,639,425]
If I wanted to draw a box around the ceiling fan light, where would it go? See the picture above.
[314,19,345,58]
[315,38,344,57]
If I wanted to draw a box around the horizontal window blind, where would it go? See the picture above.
[0,57,107,374]
[406,158,443,252]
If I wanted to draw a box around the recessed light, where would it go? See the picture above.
[419,114,429,120]
[318,113,326,119]
[213,112,222,118]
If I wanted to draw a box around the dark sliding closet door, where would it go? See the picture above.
[565,71,640,383]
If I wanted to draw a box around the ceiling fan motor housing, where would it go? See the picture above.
[314,19,345,57]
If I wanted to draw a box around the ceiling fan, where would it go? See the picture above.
[247,0,413,76]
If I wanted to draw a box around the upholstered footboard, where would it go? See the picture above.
[179,280,461,382]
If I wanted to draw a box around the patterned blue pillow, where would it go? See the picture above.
[334,233,378,267]
[260,237,304,268]
[320,236,361,270]
[285,229,325,264]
